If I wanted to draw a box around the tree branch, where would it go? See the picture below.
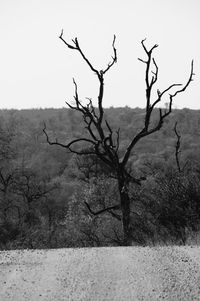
[59,30,117,128]
[122,41,194,168]
[174,121,181,173]
[43,123,96,155]
[102,35,117,74]
[59,30,99,74]
[108,210,121,221]
[84,201,120,217]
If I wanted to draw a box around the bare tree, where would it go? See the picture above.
[43,32,194,245]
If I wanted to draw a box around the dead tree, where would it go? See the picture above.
[174,121,182,173]
[43,32,194,245]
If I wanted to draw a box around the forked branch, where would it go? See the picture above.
[59,30,117,125]
[122,41,194,167]
[43,123,96,155]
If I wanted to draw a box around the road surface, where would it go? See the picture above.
[0,246,200,300]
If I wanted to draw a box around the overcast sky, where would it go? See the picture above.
[0,0,199,109]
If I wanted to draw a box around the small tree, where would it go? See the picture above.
[44,31,194,245]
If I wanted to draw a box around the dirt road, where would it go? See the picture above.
[0,246,200,300]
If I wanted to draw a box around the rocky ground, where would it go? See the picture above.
[0,246,200,300]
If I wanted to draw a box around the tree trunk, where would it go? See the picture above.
[118,177,131,246]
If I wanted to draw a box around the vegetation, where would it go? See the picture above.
[0,106,200,249]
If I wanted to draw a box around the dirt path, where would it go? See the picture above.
[0,246,200,300]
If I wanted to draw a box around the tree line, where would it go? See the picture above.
[0,106,200,249]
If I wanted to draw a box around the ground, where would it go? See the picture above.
[0,246,200,300]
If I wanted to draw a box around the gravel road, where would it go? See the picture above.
[0,246,200,300]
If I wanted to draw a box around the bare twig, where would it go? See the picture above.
[43,123,96,155]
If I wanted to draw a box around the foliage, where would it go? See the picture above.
[0,107,200,248]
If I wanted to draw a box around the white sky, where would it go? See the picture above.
[0,0,199,109]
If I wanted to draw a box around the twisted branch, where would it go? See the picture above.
[122,41,194,167]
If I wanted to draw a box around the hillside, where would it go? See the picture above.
[0,107,200,249]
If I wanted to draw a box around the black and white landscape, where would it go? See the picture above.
[0,0,200,300]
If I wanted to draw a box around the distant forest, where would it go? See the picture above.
[1,107,200,249]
